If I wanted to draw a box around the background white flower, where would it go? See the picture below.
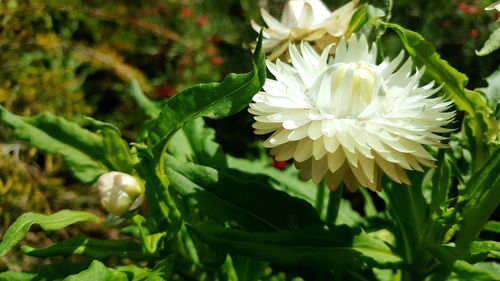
[252,0,358,60]
[97,171,144,215]
[249,35,455,192]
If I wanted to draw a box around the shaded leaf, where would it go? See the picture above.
[0,210,99,257]
[456,148,500,248]
[188,223,403,271]
[166,157,323,231]
[21,235,147,260]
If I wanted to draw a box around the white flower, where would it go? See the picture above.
[96,171,144,215]
[252,0,358,60]
[249,35,454,192]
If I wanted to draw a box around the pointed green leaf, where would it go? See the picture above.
[21,235,147,260]
[129,79,163,119]
[0,210,99,257]
[0,107,108,183]
[346,3,369,36]
[63,260,128,281]
[476,26,500,56]
[151,33,265,157]
[456,148,500,248]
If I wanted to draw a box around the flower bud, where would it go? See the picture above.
[96,171,144,215]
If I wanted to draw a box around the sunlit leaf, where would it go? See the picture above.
[0,210,99,257]
[63,260,128,281]
[476,26,500,56]
[0,107,108,183]
[150,32,265,158]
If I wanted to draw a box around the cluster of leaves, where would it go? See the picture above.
[0,0,261,226]
[0,1,498,281]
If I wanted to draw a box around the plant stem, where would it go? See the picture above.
[326,183,344,225]
[316,180,326,217]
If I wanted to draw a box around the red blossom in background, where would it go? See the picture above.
[457,2,481,15]
[156,85,176,99]
[210,56,223,66]
[469,28,479,39]
[180,6,192,18]
[196,16,208,27]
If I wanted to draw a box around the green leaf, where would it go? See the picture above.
[456,148,500,249]
[476,26,500,56]
[0,272,37,281]
[0,107,108,183]
[449,261,500,281]
[21,235,147,260]
[63,260,128,281]
[166,157,322,231]
[430,152,453,215]
[188,223,403,271]
[117,258,174,281]
[384,23,491,168]
[382,174,428,264]
[484,221,500,234]
[129,79,163,119]
[168,118,227,169]
[150,32,265,157]
[478,70,500,118]
[470,240,500,261]
[132,215,166,255]
[135,151,182,236]
[346,3,369,36]
[84,117,134,173]
[232,255,267,281]
[0,210,99,257]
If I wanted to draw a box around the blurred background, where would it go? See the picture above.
[0,0,498,271]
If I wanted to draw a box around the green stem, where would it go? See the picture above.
[326,183,344,225]
[316,180,326,216]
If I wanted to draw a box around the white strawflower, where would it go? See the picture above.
[249,35,455,192]
[252,0,358,60]
[96,171,144,215]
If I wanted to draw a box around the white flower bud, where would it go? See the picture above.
[96,171,144,216]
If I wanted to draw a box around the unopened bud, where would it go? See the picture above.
[96,172,144,216]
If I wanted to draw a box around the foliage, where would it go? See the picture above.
[0,0,499,281]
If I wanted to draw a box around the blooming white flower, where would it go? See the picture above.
[249,35,454,192]
[96,171,144,215]
[252,0,358,60]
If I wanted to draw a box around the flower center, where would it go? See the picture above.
[310,62,384,118]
